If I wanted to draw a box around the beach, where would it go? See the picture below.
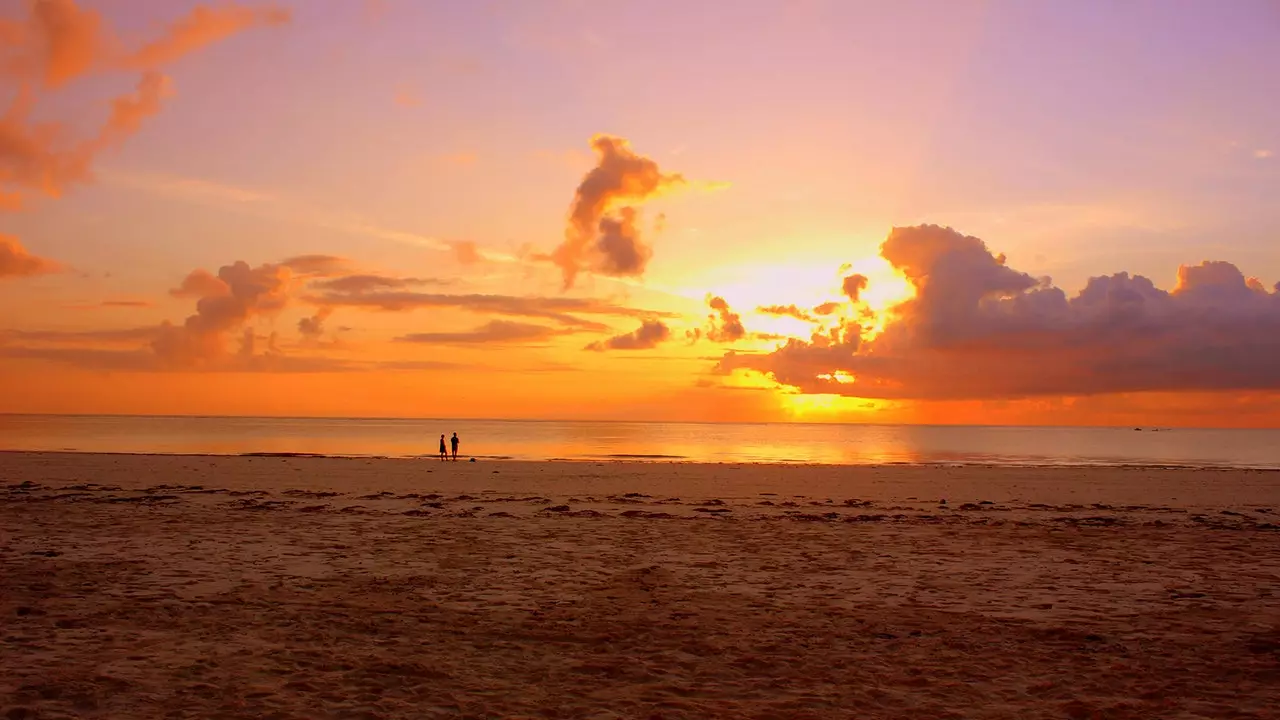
[2,452,1279,719]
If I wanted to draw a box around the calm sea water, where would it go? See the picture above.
[1,414,1278,468]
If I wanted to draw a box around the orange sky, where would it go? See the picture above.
[1,0,1278,427]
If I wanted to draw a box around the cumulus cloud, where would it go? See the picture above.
[721,224,1280,400]
[153,260,291,368]
[585,319,671,351]
[705,295,746,343]
[812,301,841,316]
[548,134,684,289]
[757,304,814,322]
[0,234,58,278]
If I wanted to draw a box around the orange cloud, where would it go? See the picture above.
[585,319,671,351]
[154,260,292,368]
[723,224,1280,400]
[548,134,684,289]
[122,3,291,70]
[0,233,58,278]
[0,1,289,270]
[451,240,482,265]
[32,0,102,87]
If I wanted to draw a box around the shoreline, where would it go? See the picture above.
[3,448,1279,472]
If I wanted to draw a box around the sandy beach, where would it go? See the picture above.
[2,452,1279,719]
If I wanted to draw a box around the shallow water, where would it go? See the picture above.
[2,414,1278,468]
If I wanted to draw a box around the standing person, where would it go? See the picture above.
[450,432,460,461]
[438,434,447,461]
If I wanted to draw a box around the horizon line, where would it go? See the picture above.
[0,412,1274,432]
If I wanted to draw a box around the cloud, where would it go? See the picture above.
[0,234,59,278]
[842,273,868,303]
[280,254,351,278]
[298,307,331,340]
[1256,149,1273,160]
[396,320,570,345]
[705,295,745,343]
[0,0,289,257]
[309,273,445,294]
[0,343,463,374]
[153,260,292,368]
[757,304,814,322]
[585,319,671,351]
[451,240,482,265]
[62,298,153,309]
[547,134,684,289]
[18,0,103,87]
[812,301,841,316]
[721,224,1280,400]
[121,3,291,70]
[2,326,160,345]
[0,1,288,86]
[304,287,677,331]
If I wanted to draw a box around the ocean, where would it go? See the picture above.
[1,414,1278,468]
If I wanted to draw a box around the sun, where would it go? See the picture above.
[841,256,915,338]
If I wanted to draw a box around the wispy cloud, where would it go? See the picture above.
[99,169,521,264]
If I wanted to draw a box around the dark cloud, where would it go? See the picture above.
[298,307,332,340]
[396,320,569,345]
[304,288,676,331]
[722,224,1280,400]
[757,304,814,322]
[705,295,746,343]
[585,320,671,351]
[281,254,351,278]
[842,273,868,303]
[309,274,445,294]
[0,234,59,278]
[547,134,684,289]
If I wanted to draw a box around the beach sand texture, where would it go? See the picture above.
[3,452,1279,719]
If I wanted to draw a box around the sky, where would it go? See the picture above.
[1,0,1278,427]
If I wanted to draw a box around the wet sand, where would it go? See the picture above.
[2,451,1279,719]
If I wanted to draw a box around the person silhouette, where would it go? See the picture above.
[450,432,459,461]
[438,434,447,461]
